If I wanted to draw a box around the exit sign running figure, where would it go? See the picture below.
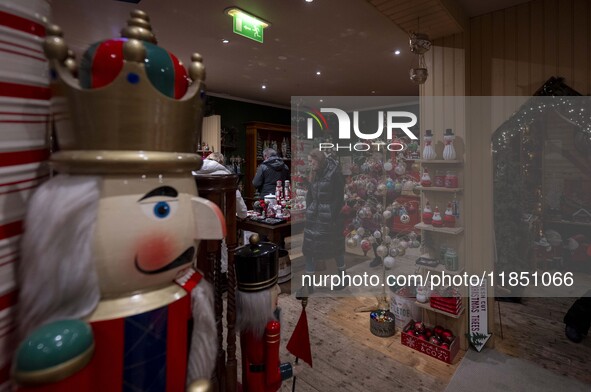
[227,8,269,44]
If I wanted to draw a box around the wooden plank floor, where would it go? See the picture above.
[273,294,463,392]
[230,291,591,392]
[231,233,461,391]
[227,233,591,390]
[492,297,591,385]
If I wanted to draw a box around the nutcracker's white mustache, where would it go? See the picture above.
[134,246,195,274]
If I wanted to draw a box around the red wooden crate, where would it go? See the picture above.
[429,290,463,315]
[401,321,459,364]
[429,301,464,315]
[429,294,463,314]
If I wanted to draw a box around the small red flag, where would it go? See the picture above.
[286,307,313,367]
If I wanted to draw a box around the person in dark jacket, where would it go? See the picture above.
[252,148,290,197]
[564,289,591,343]
[299,149,346,295]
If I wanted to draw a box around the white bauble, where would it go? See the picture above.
[373,230,382,239]
[383,210,392,220]
[376,245,388,257]
[357,227,365,236]
[382,235,392,245]
[347,237,358,248]
[384,256,396,269]
[383,161,393,171]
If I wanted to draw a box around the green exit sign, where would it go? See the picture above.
[227,8,268,43]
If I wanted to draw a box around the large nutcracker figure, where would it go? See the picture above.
[12,11,225,391]
[235,235,295,392]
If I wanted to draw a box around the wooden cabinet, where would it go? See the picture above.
[244,121,291,200]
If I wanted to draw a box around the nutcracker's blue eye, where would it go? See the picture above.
[153,201,170,218]
[139,187,178,220]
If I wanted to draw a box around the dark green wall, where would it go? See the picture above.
[204,95,290,160]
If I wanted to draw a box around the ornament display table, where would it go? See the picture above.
[237,218,305,249]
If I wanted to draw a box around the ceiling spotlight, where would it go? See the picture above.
[305,0,314,3]
[319,99,323,102]
[316,71,321,76]
[261,84,267,89]
[222,39,229,44]
[394,50,401,55]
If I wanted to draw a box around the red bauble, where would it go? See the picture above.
[433,326,444,336]
[417,334,427,341]
[429,336,441,345]
[441,329,454,342]
[424,329,433,338]
[361,241,372,253]
[414,321,425,332]
[441,342,450,350]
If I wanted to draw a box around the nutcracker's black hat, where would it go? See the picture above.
[234,234,278,292]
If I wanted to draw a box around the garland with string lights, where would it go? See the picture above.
[492,78,589,288]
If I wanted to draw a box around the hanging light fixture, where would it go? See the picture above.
[408,32,432,84]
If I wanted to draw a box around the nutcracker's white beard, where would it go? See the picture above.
[236,290,275,339]
[187,280,217,382]
[17,174,217,383]
[17,175,101,339]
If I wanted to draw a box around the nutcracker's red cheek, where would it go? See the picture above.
[135,234,176,272]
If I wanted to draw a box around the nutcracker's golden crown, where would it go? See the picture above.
[44,10,206,173]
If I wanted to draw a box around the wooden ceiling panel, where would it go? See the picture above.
[380,0,438,16]
[383,0,440,19]
[367,0,466,39]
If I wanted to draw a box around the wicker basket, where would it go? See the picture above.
[369,311,396,337]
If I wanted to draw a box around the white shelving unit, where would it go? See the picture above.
[416,186,463,193]
[415,159,463,164]
[415,223,464,235]
[416,142,467,349]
